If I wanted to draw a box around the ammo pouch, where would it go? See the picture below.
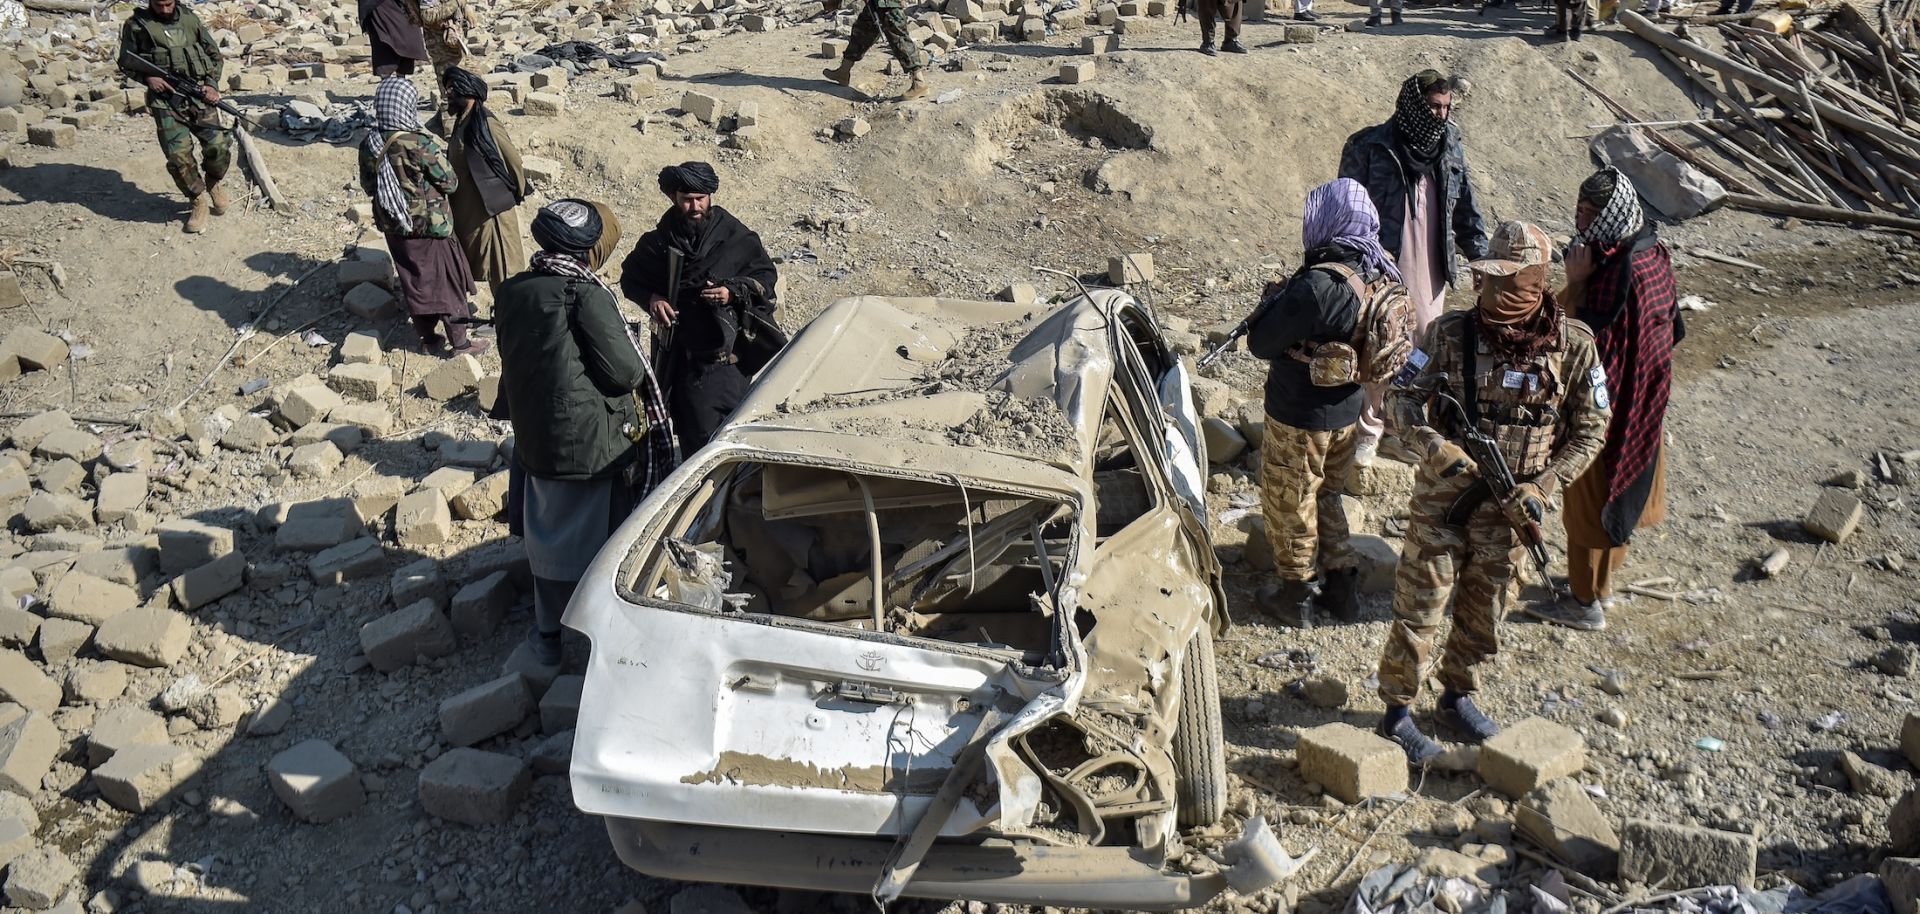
[1289,341,1359,387]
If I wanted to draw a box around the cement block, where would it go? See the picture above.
[170,551,247,610]
[1618,819,1757,888]
[438,674,533,746]
[1804,489,1865,543]
[267,739,364,823]
[87,705,167,767]
[0,652,58,714]
[1479,717,1586,798]
[394,490,453,548]
[4,848,74,910]
[156,519,234,574]
[1108,252,1154,284]
[93,742,200,812]
[1297,722,1407,803]
[360,600,456,672]
[419,748,530,825]
[308,537,386,586]
[540,675,582,733]
[0,711,57,795]
[390,558,447,609]
[328,362,392,400]
[47,571,135,625]
[1515,778,1619,878]
[93,607,191,668]
[450,570,515,639]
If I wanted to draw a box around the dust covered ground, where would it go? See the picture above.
[2,1,1920,913]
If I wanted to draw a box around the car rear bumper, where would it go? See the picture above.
[604,815,1308,911]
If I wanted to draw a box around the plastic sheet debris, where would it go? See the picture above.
[1814,711,1847,732]
[1679,294,1717,312]
[1695,736,1726,752]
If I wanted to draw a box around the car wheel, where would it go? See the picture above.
[1171,622,1227,828]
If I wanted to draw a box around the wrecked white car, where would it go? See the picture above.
[565,290,1310,909]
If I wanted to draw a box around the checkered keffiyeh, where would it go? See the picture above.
[1390,72,1449,158]
[1583,231,1677,535]
[366,76,423,233]
[530,250,682,493]
[1578,166,1647,246]
[1303,178,1402,282]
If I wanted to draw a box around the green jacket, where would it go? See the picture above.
[494,273,647,481]
[120,7,223,87]
[357,132,458,240]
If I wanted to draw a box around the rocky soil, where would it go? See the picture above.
[2,0,1920,911]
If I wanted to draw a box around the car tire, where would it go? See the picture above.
[1171,623,1227,828]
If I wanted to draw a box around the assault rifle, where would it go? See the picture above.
[1195,262,1288,370]
[118,50,262,129]
[1420,374,1571,599]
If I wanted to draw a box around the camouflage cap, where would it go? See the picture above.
[1469,221,1552,278]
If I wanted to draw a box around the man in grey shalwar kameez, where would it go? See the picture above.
[494,199,678,667]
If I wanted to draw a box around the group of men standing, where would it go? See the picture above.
[1248,70,1682,763]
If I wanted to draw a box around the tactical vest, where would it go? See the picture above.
[1459,318,1568,478]
[132,10,217,82]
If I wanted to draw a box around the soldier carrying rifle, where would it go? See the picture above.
[119,0,230,234]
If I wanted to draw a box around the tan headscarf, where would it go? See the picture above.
[1469,221,1561,359]
[587,201,622,273]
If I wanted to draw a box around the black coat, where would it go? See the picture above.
[493,273,647,481]
[618,206,778,360]
[1248,247,1369,431]
[1338,122,1489,287]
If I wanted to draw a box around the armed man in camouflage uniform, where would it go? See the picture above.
[820,0,930,101]
[119,0,231,234]
[1375,221,1611,764]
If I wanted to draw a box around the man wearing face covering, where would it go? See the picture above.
[1341,70,1489,475]
[619,162,780,456]
[494,199,677,669]
[1373,221,1610,765]
[442,67,529,295]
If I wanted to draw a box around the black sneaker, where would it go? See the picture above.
[1199,40,1218,55]
[1544,22,1567,37]
[1380,714,1444,766]
[1364,12,1380,25]
[1523,595,1608,631]
[1293,9,1319,19]
[1441,692,1502,743]
[1221,39,1247,52]
[1316,567,1361,623]
[526,627,563,667]
[1256,578,1317,629]
[1389,8,1402,23]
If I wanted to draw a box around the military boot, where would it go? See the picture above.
[185,194,211,234]
[1317,567,1361,623]
[900,69,929,100]
[1256,578,1318,629]
[207,181,230,216]
[822,59,856,86]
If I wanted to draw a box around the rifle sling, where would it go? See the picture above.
[1444,478,1493,527]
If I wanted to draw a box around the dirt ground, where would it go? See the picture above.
[3,0,1919,912]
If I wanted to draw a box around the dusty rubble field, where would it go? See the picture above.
[2,0,1920,912]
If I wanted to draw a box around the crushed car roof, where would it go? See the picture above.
[719,293,1140,485]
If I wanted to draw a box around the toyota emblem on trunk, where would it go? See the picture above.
[856,651,885,671]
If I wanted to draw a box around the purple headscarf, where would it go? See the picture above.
[1302,177,1402,283]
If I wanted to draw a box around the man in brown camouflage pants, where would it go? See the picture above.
[1376,221,1610,764]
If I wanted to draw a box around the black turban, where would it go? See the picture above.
[658,161,719,196]
[531,199,604,257]
[443,66,489,102]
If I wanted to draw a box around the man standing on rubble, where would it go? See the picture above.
[1340,70,1489,474]
[119,0,231,235]
[620,162,780,456]
[1526,167,1680,632]
[1375,221,1609,764]
[820,0,931,100]
[1247,179,1393,629]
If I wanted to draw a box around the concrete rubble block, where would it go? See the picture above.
[339,331,383,365]
[523,91,565,116]
[0,817,32,871]
[1413,846,1500,886]
[1108,252,1154,284]
[267,739,365,823]
[1202,417,1246,464]
[360,600,457,672]
[419,747,530,825]
[415,467,477,500]
[1479,716,1585,798]
[439,439,496,468]
[541,674,583,733]
[25,122,75,148]
[219,413,278,452]
[450,570,516,639]
[451,471,510,521]
[87,705,168,767]
[1515,778,1618,878]
[0,653,59,714]
[7,411,73,451]
[34,458,85,493]
[62,661,127,705]
[0,711,57,795]
[1591,126,1726,221]
[1803,489,1865,544]
[422,354,483,400]
[530,67,568,90]
[33,428,100,463]
[337,258,392,292]
[391,558,447,609]
[835,116,870,139]
[1297,722,1408,803]
[394,489,454,548]
[93,742,200,812]
[328,402,395,437]
[309,537,387,586]
[4,848,75,910]
[614,73,656,102]
[279,384,343,428]
[169,551,247,611]
[1618,819,1757,888]
[1284,23,1315,41]
[532,730,573,775]
[1059,60,1095,83]
[156,518,234,575]
[1082,32,1119,53]
[476,374,502,412]
[276,498,362,553]
[680,90,722,123]
[287,422,363,453]
[21,492,91,532]
[1349,534,1400,594]
[439,674,533,746]
[327,362,393,401]
[288,441,344,480]
[34,618,90,663]
[93,607,190,668]
[521,156,561,184]
[1841,750,1904,798]
[342,282,398,321]
[1882,858,1920,914]
[94,472,148,523]
[47,571,136,625]
[0,610,38,649]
